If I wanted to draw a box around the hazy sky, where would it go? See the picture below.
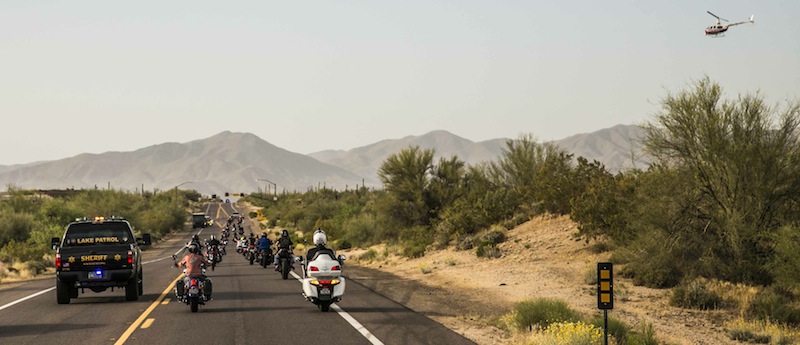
[1,1,798,165]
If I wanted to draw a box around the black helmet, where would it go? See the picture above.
[249,232,255,238]
[261,232,267,238]
[210,235,216,241]
[192,234,199,241]
[281,229,289,237]
[188,244,199,253]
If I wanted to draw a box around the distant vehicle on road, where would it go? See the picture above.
[192,213,208,228]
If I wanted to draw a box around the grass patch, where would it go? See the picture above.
[419,264,432,274]
[444,258,457,266]
[358,248,378,262]
[726,318,799,344]
[506,298,582,331]
[669,279,724,310]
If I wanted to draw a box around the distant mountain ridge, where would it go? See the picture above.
[0,126,648,194]
[311,124,648,184]
[0,131,364,195]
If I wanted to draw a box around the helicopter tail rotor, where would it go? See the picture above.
[749,15,754,23]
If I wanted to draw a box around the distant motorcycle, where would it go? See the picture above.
[257,249,273,268]
[206,246,222,271]
[276,248,294,280]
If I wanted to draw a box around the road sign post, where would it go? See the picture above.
[597,262,613,345]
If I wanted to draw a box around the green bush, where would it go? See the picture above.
[670,280,724,310]
[480,226,507,245]
[509,298,582,331]
[476,243,501,258]
[455,234,476,251]
[590,315,628,344]
[747,287,800,326]
[627,322,659,345]
[358,248,377,262]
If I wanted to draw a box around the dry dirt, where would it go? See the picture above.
[341,215,743,345]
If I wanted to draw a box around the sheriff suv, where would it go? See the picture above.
[51,216,151,304]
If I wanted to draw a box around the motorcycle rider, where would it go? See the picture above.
[205,235,222,261]
[175,244,213,300]
[274,229,294,270]
[174,234,204,258]
[257,232,273,260]
[306,228,336,262]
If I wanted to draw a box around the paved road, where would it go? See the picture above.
[0,202,474,345]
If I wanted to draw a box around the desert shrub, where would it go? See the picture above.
[402,240,426,258]
[248,211,257,218]
[617,231,682,288]
[670,279,724,310]
[0,239,45,263]
[342,213,379,248]
[509,298,582,331]
[333,239,352,250]
[480,226,507,245]
[626,322,659,345]
[725,318,796,345]
[419,264,432,274]
[456,234,476,251]
[747,287,800,326]
[768,225,800,291]
[358,248,377,262]
[590,315,628,343]
[0,212,37,247]
[476,243,501,258]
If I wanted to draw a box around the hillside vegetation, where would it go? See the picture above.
[0,188,191,281]
[247,78,800,344]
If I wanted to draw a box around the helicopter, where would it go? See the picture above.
[705,11,754,36]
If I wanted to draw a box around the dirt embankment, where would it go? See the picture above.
[343,215,741,345]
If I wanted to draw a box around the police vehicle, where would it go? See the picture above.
[51,216,151,304]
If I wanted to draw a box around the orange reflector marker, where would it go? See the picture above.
[597,262,613,310]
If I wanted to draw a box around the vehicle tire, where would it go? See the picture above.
[320,301,331,312]
[281,260,290,280]
[56,279,71,304]
[125,276,139,301]
[190,297,198,312]
[249,255,254,265]
[138,270,144,296]
[211,261,216,271]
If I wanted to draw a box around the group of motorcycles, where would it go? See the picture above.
[174,213,348,313]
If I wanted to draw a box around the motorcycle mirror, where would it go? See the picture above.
[294,256,304,263]
[338,254,347,262]
[51,237,60,250]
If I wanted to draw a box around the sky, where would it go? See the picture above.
[1,1,798,165]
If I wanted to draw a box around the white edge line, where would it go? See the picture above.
[0,286,56,311]
[290,271,384,345]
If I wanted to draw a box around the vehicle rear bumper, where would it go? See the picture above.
[57,269,136,287]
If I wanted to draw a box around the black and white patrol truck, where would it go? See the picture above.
[51,216,151,304]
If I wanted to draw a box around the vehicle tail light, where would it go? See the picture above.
[55,253,62,268]
[127,250,133,265]
[331,265,340,271]
[309,266,319,271]
[191,279,198,286]
[319,280,332,285]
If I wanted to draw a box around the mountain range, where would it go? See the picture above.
[0,125,647,195]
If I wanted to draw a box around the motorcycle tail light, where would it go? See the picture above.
[309,266,319,272]
[191,279,198,286]
[318,280,332,285]
[331,265,340,271]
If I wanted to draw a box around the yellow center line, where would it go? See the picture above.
[114,273,182,345]
[140,318,155,329]
[160,299,169,305]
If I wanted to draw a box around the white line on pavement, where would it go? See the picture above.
[290,271,384,345]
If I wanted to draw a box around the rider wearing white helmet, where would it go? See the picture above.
[306,228,335,261]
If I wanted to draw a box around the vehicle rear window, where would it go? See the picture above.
[63,222,134,246]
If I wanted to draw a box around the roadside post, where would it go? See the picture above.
[597,262,613,345]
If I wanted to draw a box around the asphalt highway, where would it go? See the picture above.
[0,202,474,345]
